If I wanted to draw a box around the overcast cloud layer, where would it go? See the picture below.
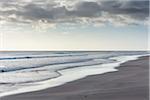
[0,0,149,28]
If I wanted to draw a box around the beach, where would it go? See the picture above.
[1,56,149,100]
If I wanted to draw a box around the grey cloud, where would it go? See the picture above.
[0,0,149,27]
[100,0,149,20]
[72,2,101,17]
[22,4,54,20]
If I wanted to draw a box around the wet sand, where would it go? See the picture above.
[1,56,149,100]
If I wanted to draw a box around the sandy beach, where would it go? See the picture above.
[1,56,149,100]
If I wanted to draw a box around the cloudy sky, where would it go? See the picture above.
[0,0,149,50]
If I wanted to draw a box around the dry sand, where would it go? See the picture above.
[1,56,149,100]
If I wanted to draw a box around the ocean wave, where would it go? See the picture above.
[0,51,149,97]
[0,53,88,61]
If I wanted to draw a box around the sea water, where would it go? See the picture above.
[0,51,149,97]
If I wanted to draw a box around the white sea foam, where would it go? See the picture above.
[0,52,148,97]
[0,58,113,83]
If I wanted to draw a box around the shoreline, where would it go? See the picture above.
[1,56,149,100]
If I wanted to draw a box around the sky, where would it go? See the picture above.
[0,0,149,51]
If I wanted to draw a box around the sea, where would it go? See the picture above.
[0,51,149,97]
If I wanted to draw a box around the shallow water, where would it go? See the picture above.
[0,51,148,97]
